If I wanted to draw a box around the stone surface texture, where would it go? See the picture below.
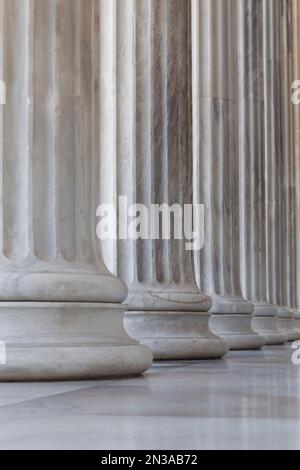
[0,0,152,380]
[193,0,265,350]
[99,0,228,360]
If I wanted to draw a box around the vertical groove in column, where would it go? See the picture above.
[276,0,285,311]
[32,0,56,261]
[168,0,181,285]
[193,0,213,292]
[265,0,277,310]
[214,0,225,297]
[77,0,98,266]
[262,0,275,305]
[91,0,103,270]
[256,0,266,302]
[115,0,136,285]
[55,0,78,262]
[238,0,250,299]
[253,0,262,301]
[280,0,291,309]
[196,0,224,297]
[99,0,117,274]
[2,0,30,260]
[227,0,240,299]
[135,0,153,285]
[273,2,282,311]
[222,0,232,298]
[152,0,170,285]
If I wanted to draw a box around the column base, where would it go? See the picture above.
[124,312,229,360]
[277,308,300,342]
[0,302,153,381]
[252,304,287,345]
[294,312,300,336]
[209,314,266,350]
[252,317,287,344]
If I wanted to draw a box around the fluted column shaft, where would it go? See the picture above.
[0,0,152,380]
[292,0,300,333]
[275,0,300,341]
[0,0,120,300]
[193,0,264,350]
[100,0,228,360]
[239,0,286,344]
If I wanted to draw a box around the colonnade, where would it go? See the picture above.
[294,0,300,330]
[0,0,299,380]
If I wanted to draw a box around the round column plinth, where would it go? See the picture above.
[277,308,300,342]
[124,312,229,361]
[0,302,153,381]
[294,313,300,337]
[209,314,266,350]
[252,304,287,345]
[252,317,287,344]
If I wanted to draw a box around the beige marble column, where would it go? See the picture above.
[0,0,152,380]
[239,0,286,344]
[292,0,300,334]
[193,0,265,350]
[100,0,228,360]
[275,0,300,341]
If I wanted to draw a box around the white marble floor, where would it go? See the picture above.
[0,345,299,450]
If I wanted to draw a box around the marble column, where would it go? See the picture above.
[193,0,265,350]
[292,0,300,334]
[275,0,299,341]
[0,0,152,380]
[239,0,286,344]
[100,0,228,360]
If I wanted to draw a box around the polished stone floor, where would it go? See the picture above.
[0,345,299,450]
